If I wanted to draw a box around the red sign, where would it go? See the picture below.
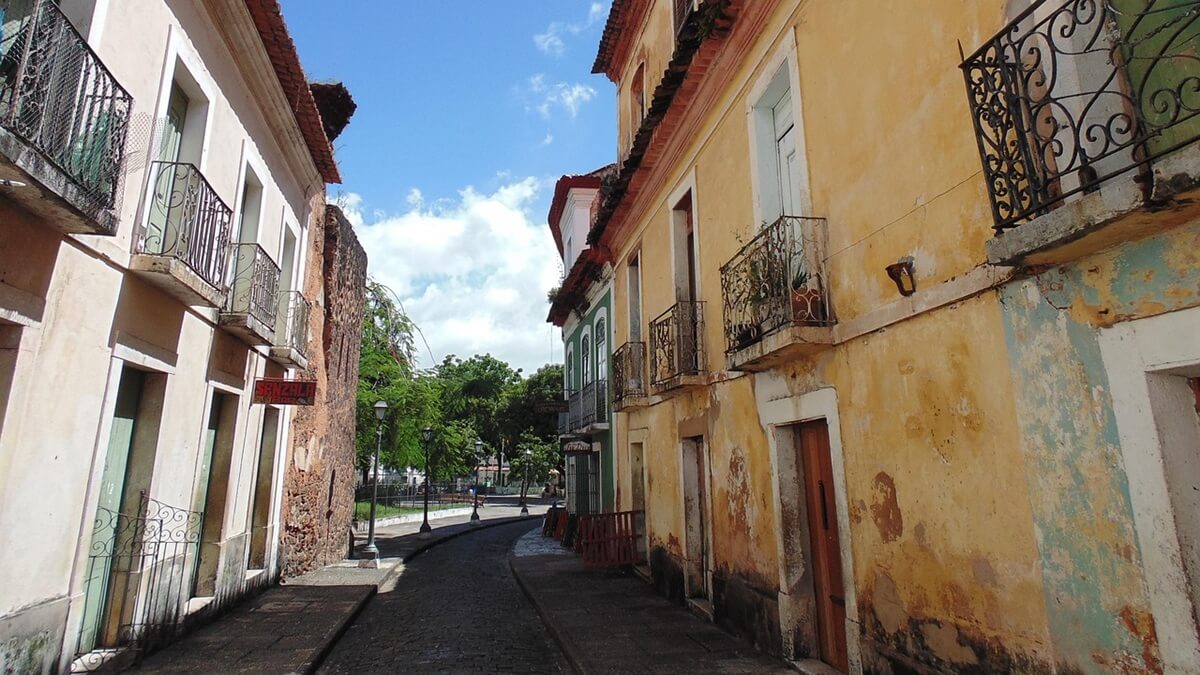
[253,378,317,406]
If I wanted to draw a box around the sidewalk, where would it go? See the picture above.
[134,502,547,673]
[509,529,793,675]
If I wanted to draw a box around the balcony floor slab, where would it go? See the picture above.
[0,126,118,235]
[269,345,308,371]
[219,312,275,347]
[987,143,1200,267]
[129,254,225,308]
[726,325,834,373]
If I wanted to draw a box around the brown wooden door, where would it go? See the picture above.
[799,420,848,672]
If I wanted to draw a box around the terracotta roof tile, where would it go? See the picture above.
[244,0,341,184]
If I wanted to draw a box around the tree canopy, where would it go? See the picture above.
[355,279,563,484]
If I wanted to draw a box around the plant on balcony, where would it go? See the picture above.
[790,267,825,326]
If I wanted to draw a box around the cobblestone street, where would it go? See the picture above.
[318,520,568,674]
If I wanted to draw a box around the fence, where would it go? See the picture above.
[72,492,201,671]
[352,480,476,521]
[578,511,643,569]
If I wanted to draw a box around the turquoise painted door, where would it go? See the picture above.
[190,393,222,597]
[78,367,144,652]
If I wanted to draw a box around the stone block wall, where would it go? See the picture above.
[279,203,367,577]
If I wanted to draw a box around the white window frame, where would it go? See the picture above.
[746,32,812,228]
[1099,307,1200,671]
[580,325,593,385]
[594,309,609,382]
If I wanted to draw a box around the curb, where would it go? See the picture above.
[302,585,377,675]
[509,553,587,675]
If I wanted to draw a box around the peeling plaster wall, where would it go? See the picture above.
[998,219,1200,673]
[602,0,1200,672]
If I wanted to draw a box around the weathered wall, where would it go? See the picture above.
[998,218,1200,672]
[279,204,367,577]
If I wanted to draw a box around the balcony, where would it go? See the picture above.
[962,0,1200,265]
[563,380,610,435]
[131,162,232,307]
[270,290,311,369]
[0,0,132,235]
[720,215,833,372]
[650,300,707,395]
[613,342,648,410]
[219,243,279,347]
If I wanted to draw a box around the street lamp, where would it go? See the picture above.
[361,399,387,566]
[419,427,434,538]
[470,439,483,525]
[521,448,532,516]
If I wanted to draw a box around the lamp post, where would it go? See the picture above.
[521,448,532,516]
[419,427,434,538]
[471,439,483,525]
[360,400,387,567]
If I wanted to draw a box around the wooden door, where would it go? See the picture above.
[799,420,848,672]
[190,393,224,597]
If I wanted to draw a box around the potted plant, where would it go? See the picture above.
[791,266,826,326]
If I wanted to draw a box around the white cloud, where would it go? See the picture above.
[541,132,554,146]
[525,77,597,120]
[533,2,609,57]
[353,178,563,373]
[406,188,424,208]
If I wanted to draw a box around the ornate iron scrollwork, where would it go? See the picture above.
[962,0,1200,231]
[719,215,831,354]
[650,301,706,387]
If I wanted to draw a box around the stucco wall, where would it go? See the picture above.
[279,204,367,577]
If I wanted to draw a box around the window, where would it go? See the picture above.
[631,63,646,131]
[628,254,642,341]
[596,317,608,382]
[748,45,811,226]
[581,333,592,384]
[564,233,573,269]
[565,345,575,392]
[235,169,263,243]
[672,191,697,303]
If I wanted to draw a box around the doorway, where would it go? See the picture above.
[630,441,647,563]
[192,391,238,598]
[247,407,280,570]
[797,420,849,672]
[681,435,710,602]
[78,364,166,652]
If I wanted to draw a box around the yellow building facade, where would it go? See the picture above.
[591,1,1200,672]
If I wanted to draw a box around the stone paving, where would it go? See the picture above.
[318,519,568,674]
[132,503,547,673]
[509,528,794,674]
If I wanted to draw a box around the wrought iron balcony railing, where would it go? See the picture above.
[720,215,831,354]
[650,300,705,387]
[961,0,1200,232]
[613,342,647,401]
[581,378,609,428]
[566,388,582,432]
[0,0,133,220]
[139,162,233,290]
[275,290,311,359]
[224,243,280,330]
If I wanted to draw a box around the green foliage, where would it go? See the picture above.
[356,280,563,484]
[508,432,560,499]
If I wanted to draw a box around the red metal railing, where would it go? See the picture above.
[577,510,643,569]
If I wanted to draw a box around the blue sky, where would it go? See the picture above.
[281,2,615,374]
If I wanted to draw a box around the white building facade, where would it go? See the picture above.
[0,0,343,671]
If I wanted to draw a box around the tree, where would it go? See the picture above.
[508,432,560,502]
[356,279,433,483]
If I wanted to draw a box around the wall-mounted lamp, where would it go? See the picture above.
[0,179,28,188]
[885,257,917,297]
